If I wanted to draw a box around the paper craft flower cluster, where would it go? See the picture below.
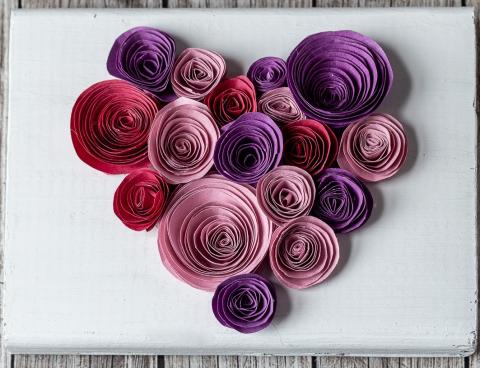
[71,26,408,334]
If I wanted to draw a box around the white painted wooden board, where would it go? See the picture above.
[3,8,477,356]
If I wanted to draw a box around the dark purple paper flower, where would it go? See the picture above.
[247,57,287,94]
[107,26,176,102]
[312,168,373,233]
[212,273,276,334]
[213,112,283,185]
[287,30,393,129]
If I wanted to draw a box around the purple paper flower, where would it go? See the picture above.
[287,30,393,129]
[212,273,276,334]
[247,57,287,94]
[312,168,373,233]
[213,112,283,185]
[107,26,176,102]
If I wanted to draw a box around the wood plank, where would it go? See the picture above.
[167,0,313,7]
[13,355,90,368]
[20,0,164,8]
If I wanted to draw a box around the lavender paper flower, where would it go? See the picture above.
[213,112,283,185]
[107,26,176,102]
[312,168,373,233]
[287,30,393,129]
[247,57,287,94]
[212,273,276,334]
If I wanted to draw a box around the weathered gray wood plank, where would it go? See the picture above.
[167,0,313,7]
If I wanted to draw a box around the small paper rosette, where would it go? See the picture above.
[148,97,219,184]
[313,168,373,233]
[71,80,158,174]
[258,87,306,127]
[338,113,408,182]
[204,76,257,127]
[107,26,176,102]
[282,119,338,176]
[157,176,272,291]
[287,30,393,128]
[171,48,226,100]
[247,56,287,94]
[270,216,339,289]
[113,169,170,231]
[214,112,283,185]
[256,166,315,226]
[212,273,276,334]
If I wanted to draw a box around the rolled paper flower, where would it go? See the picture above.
[282,119,338,176]
[204,76,256,127]
[256,166,315,226]
[113,169,170,231]
[247,56,287,94]
[338,113,408,182]
[212,273,276,333]
[214,112,283,184]
[107,26,176,102]
[312,168,373,233]
[171,48,226,100]
[287,30,393,128]
[71,80,159,174]
[148,97,220,184]
[258,87,306,127]
[270,216,339,289]
[157,175,272,291]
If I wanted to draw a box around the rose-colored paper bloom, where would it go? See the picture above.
[282,119,338,176]
[338,113,408,182]
[107,26,176,102]
[313,168,373,233]
[247,56,287,94]
[287,30,393,128]
[204,76,256,127]
[148,97,220,184]
[212,273,276,334]
[270,216,339,289]
[258,87,306,127]
[214,112,283,185]
[71,80,159,174]
[171,48,226,100]
[113,169,170,231]
[256,166,315,226]
[157,175,272,291]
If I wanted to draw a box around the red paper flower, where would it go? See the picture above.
[204,75,256,127]
[282,119,338,176]
[113,169,170,231]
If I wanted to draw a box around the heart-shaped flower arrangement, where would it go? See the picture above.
[71,26,408,334]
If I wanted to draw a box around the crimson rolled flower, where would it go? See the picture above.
[282,119,338,176]
[171,48,226,100]
[287,30,393,128]
[270,216,339,289]
[204,76,256,127]
[107,26,176,102]
[338,113,408,182]
[212,273,276,334]
[258,87,306,127]
[113,169,170,231]
[256,166,315,226]
[214,112,283,185]
[247,56,287,94]
[157,175,272,291]
[70,80,159,174]
[313,168,373,233]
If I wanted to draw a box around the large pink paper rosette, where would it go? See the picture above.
[258,87,306,127]
[148,97,219,184]
[270,216,339,289]
[256,166,315,226]
[337,113,408,182]
[157,175,272,291]
[171,48,226,100]
[287,30,393,128]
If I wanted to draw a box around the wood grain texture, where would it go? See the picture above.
[6,0,475,368]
